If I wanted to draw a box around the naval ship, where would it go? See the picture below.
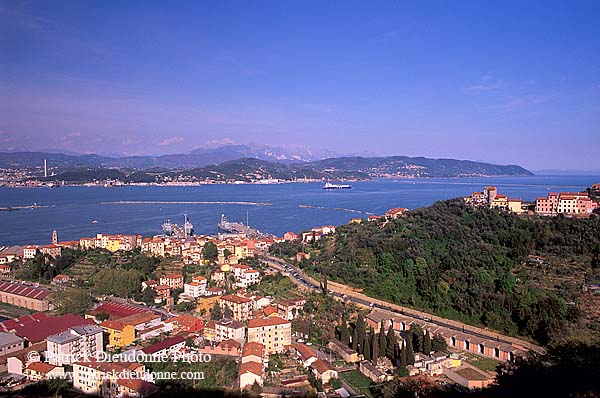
[217,213,263,238]
[161,214,194,238]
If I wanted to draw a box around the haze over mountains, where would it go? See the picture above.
[0,143,533,179]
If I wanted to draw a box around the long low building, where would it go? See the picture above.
[0,281,51,311]
[367,309,528,361]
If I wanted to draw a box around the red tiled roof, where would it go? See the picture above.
[0,281,50,300]
[263,305,278,316]
[242,342,264,358]
[247,317,290,328]
[141,335,185,355]
[27,362,58,374]
[117,379,159,395]
[292,343,317,361]
[311,359,333,374]
[239,361,263,376]
[218,339,242,350]
[14,314,94,343]
[221,294,251,304]
[90,302,147,319]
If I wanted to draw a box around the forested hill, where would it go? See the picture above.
[275,199,600,345]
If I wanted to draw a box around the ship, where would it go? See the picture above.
[162,214,194,238]
[322,182,352,190]
[217,213,263,238]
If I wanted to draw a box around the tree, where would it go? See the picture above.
[202,242,218,262]
[340,320,350,345]
[423,330,432,354]
[95,312,109,322]
[386,325,397,359]
[378,322,387,355]
[356,316,366,355]
[431,334,447,352]
[400,342,407,368]
[140,287,156,305]
[351,327,359,351]
[250,380,263,395]
[411,324,424,353]
[364,331,372,360]
[53,288,92,316]
[406,336,415,365]
[371,331,378,363]
[211,301,223,320]
[223,249,232,258]
[223,304,233,319]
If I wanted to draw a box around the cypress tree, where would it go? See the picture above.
[340,320,350,345]
[364,332,372,360]
[371,332,378,363]
[411,324,423,353]
[386,325,397,359]
[400,342,407,368]
[424,330,432,354]
[406,336,415,365]
[356,316,366,354]
[352,327,358,351]
[378,322,387,355]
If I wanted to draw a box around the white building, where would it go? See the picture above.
[46,325,104,366]
[184,276,207,298]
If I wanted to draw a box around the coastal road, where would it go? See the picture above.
[260,254,542,354]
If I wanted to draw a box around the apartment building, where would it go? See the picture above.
[220,294,253,321]
[47,325,104,365]
[247,317,291,354]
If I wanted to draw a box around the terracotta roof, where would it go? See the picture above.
[0,281,50,300]
[27,362,58,374]
[263,305,278,316]
[218,339,242,349]
[311,359,333,374]
[221,294,251,304]
[242,342,264,358]
[239,361,263,376]
[117,379,159,395]
[90,302,147,319]
[247,317,290,328]
[292,343,317,361]
[12,314,94,343]
[100,320,126,331]
[141,335,185,355]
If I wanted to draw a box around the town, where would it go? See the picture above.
[0,200,557,398]
[464,184,600,217]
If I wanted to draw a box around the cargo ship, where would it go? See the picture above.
[322,182,352,190]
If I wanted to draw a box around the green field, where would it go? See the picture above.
[340,370,373,398]
[462,352,501,373]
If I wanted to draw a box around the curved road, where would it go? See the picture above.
[261,254,542,354]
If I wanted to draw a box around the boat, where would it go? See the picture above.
[217,213,263,237]
[322,182,352,190]
[162,215,194,238]
[91,220,98,224]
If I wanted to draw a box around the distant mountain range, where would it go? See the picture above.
[0,144,335,169]
[0,145,533,180]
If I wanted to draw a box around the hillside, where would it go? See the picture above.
[2,150,532,179]
[272,200,600,345]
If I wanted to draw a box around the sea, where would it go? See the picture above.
[0,175,598,247]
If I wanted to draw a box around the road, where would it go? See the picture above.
[260,255,542,353]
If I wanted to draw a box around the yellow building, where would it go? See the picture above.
[100,320,135,348]
[507,198,524,214]
[197,296,221,314]
[105,238,121,252]
[247,317,292,354]
[491,194,508,210]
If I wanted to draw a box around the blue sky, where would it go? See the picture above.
[1,0,599,169]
